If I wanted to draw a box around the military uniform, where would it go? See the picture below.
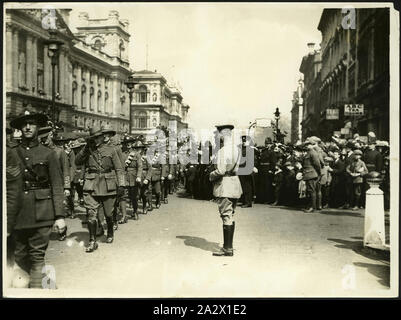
[71,140,86,206]
[124,140,143,219]
[75,133,125,251]
[139,153,153,214]
[210,124,243,257]
[256,146,275,204]
[302,146,321,212]
[150,155,167,209]
[239,143,253,207]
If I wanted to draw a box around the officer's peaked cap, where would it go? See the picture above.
[10,109,48,129]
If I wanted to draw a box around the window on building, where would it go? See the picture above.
[37,40,44,91]
[357,36,369,86]
[72,82,77,106]
[120,96,125,115]
[89,87,94,110]
[138,111,147,129]
[81,85,86,109]
[105,77,109,89]
[82,67,86,80]
[18,34,27,87]
[137,85,148,103]
[90,71,94,83]
[119,40,125,59]
[97,91,102,112]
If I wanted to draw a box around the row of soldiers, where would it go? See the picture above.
[181,133,390,213]
[5,109,185,288]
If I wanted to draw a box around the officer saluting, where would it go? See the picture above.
[9,110,65,288]
[209,124,243,257]
[75,128,125,252]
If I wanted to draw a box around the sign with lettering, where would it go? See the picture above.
[344,104,364,116]
[326,108,339,120]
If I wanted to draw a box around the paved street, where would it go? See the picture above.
[9,189,391,297]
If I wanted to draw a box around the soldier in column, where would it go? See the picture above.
[75,129,125,252]
[209,124,243,257]
[161,149,170,204]
[149,149,167,210]
[10,110,65,288]
[139,143,153,214]
[123,137,143,220]
[103,129,126,230]
[55,133,77,219]
[70,138,87,207]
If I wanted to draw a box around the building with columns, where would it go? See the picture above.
[5,8,132,133]
[130,70,190,140]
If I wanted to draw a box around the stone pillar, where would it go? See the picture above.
[58,50,65,99]
[12,28,19,90]
[364,173,386,249]
[112,77,119,116]
[86,69,90,110]
[44,45,51,97]
[31,37,37,95]
[100,74,105,113]
[26,34,33,93]
[93,72,99,112]
[6,24,13,92]
[76,65,82,108]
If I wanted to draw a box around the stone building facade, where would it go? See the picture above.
[5,8,132,133]
[130,70,190,140]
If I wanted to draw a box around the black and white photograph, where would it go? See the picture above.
[2,2,399,299]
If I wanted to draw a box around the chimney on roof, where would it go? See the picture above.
[307,42,315,54]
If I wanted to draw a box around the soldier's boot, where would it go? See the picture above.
[142,198,148,214]
[86,220,99,253]
[213,225,234,257]
[105,217,114,243]
[148,199,153,212]
[29,263,46,289]
[155,194,161,209]
[118,200,128,224]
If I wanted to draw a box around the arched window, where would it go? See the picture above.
[81,85,86,109]
[89,87,94,110]
[72,82,77,106]
[138,111,147,129]
[97,91,102,112]
[137,85,148,103]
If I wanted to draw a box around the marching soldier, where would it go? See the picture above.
[139,143,153,214]
[75,128,125,252]
[123,137,143,220]
[9,110,65,288]
[55,133,77,219]
[149,150,167,210]
[70,138,87,206]
[209,124,243,257]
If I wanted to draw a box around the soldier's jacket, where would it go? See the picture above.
[140,155,153,182]
[13,139,65,230]
[150,156,168,182]
[75,143,125,196]
[209,143,243,199]
[6,142,23,234]
[65,149,77,183]
[363,149,383,172]
[302,149,321,180]
[124,150,143,186]
[72,148,85,183]
[258,147,275,173]
[49,144,71,189]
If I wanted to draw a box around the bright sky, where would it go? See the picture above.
[67,3,323,131]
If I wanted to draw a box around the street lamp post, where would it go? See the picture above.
[125,74,137,134]
[274,107,281,142]
[45,29,63,124]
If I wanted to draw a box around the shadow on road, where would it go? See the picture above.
[319,210,363,218]
[327,238,390,287]
[176,236,220,252]
[353,262,390,287]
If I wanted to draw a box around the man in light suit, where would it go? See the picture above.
[209,124,243,257]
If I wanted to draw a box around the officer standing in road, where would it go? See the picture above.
[239,135,255,208]
[209,124,243,257]
[75,128,125,252]
[149,150,167,210]
[9,110,65,288]
[123,137,143,220]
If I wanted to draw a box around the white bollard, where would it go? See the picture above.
[364,172,386,249]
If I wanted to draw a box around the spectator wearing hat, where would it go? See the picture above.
[9,110,65,288]
[255,137,275,204]
[281,160,297,207]
[75,128,126,252]
[271,158,284,206]
[346,149,368,211]
[339,141,357,209]
[301,140,322,213]
[329,149,346,208]
[320,156,333,209]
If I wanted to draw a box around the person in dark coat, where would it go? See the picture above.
[330,149,346,208]
[238,136,254,208]
[339,142,356,209]
[281,161,297,207]
[302,140,322,212]
[9,110,65,288]
[256,138,275,204]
